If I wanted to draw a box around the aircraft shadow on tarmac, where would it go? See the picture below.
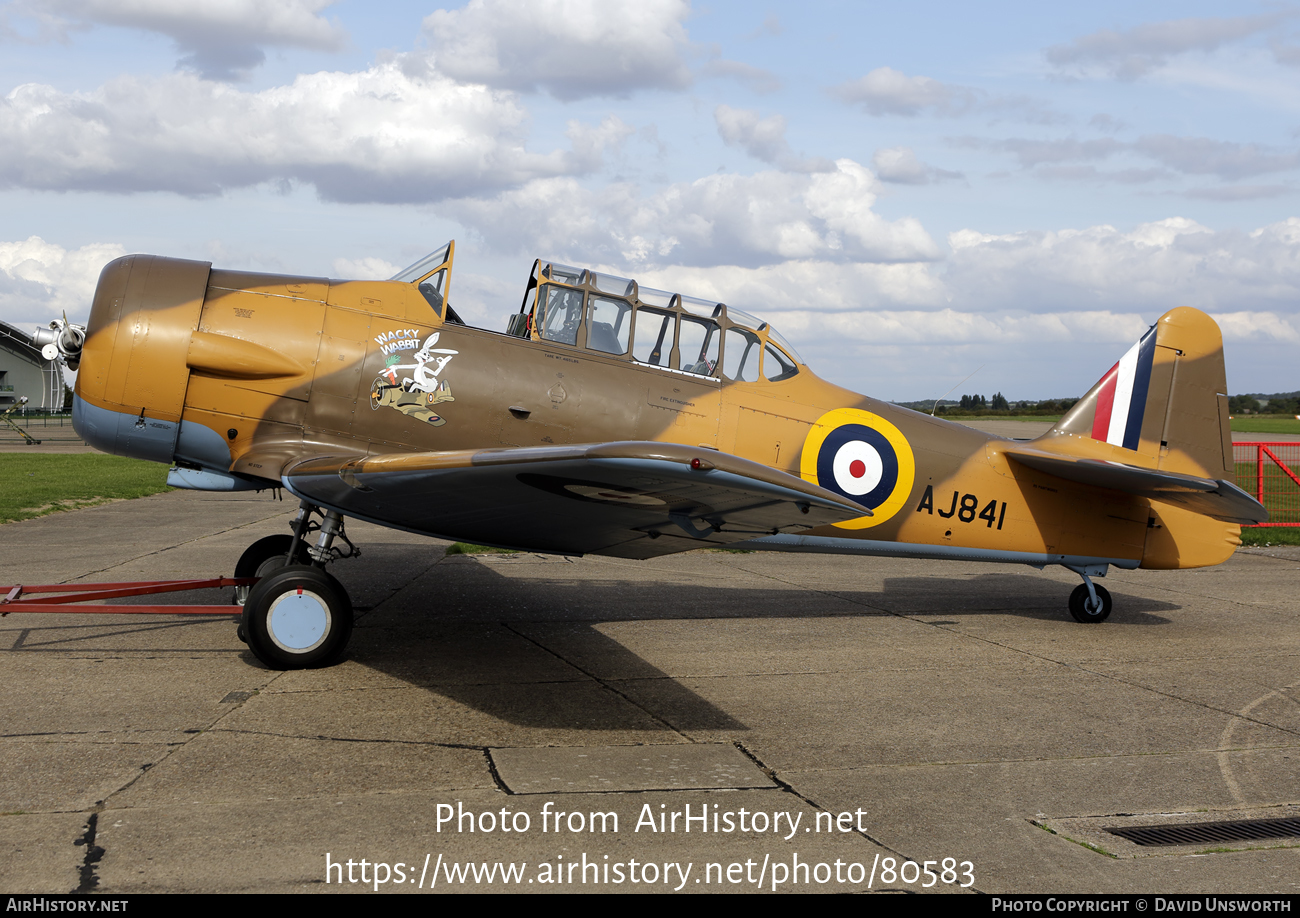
[298,548,1180,731]
[3,547,1181,734]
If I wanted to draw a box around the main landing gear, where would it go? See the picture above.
[1064,564,1112,623]
[235,501,360,670]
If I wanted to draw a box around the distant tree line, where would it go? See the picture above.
[894,394,1080,417]
[1229,392,1300,415]
[893,390,1298,418]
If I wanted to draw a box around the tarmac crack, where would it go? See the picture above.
[200,726,488,751]
[758,742,1300,773]
[1104,575,1287,610]
[0,732,187,744]
[356,549,448,621]
[715,557,1300,744]
[72,810,105,894]
[483,749,513,794]
[705,555,896,615]
[75,671,290,818]
[502,621,693,742]
[259,676,590,695]
[731,741,985,895]
[65,506,294,584]
[9,618,238,650]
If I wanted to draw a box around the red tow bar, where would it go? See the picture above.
[0,578,257,616]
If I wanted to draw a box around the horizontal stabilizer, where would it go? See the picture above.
[1004,446,1267,525]
[283,441,868,559]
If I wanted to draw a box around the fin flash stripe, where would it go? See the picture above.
[1091,325,1157,451]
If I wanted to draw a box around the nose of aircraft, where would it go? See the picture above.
[73,254,212,462]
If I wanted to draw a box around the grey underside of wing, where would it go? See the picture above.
[1006,449,1268,525]
[284,455,866,559]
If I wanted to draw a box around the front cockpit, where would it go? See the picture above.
[390,242,465,325]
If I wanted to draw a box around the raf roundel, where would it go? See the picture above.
[801,409,916,529]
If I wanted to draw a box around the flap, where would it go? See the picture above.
[282,440,868,559]
[1004,446,1267,525]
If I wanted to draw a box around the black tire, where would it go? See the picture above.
[233,535,309,606]
[240,565,353,669]
[1068,583,1112,623]
[235,535,307,579]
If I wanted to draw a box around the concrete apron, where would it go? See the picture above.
[2,490,1299,894]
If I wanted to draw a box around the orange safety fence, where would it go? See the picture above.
[1234,442,1300,527]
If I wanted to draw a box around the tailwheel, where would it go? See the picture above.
[241,565,353,669]
[1068,583,1112,623]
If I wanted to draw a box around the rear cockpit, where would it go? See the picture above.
[391,244,805,382]
[510,259,803,383]
[516,259,806,383]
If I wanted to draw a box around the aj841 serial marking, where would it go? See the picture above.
[916,487,1007,530]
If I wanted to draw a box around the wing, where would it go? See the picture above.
[282,441,869,559]
[1003,445,1267,525]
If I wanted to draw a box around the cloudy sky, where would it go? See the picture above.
[2,0,1298,401]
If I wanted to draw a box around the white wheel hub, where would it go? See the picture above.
[267,588,331,653]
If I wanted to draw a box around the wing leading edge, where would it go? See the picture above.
[282,441,869,559]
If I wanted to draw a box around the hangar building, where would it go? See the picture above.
[0,321,63,410]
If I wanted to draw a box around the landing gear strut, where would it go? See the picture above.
[1064,563,1112,623]
[235,500,360,668]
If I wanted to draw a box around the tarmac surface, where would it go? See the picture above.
[2,489,1299,895]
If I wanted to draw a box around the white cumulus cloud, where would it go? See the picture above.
[0,236,127,327]
[449,159,942,269]
[10,0,347,80]
[423,0,693,100]
[1045,13,1290,80]
[0,63,575,202]
[871,147,962,185]
[329,256,401,281]
[830,66,976,117]
[714,105,832,173]
[945,217,1300,316]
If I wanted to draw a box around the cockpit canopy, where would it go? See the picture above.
[391,244,804,383]
[391,242,457,322]
[514,259,803,383]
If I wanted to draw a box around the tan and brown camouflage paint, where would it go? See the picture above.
[76,254,1243,571]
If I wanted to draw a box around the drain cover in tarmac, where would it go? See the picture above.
[1036,804,1300,857]
[491,744,777,794]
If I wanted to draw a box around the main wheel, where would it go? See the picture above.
[240,565,353,669]
[1068,583,1112,623]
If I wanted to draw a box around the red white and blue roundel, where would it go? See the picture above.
[801,409,915,530]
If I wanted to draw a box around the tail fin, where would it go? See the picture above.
[1045,307,1233,480]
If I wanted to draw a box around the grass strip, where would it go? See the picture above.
[1239,527,1300,547]
[0,454,172,524]
[1230,417,1300,435]
[445,542,519,556]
